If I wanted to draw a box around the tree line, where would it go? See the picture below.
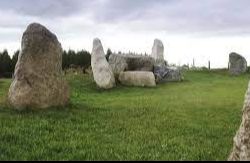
[0,49,113,78]
[62,49,91,70]
[0,50,19,78]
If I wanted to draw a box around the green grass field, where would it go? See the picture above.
[0,70,249,161]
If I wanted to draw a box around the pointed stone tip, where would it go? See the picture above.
[154,38,161,42]
[28,22,43,27]
[26,22,47,31]
[93,38,102,45]
[229,52,244,59]
[229,52,239,56]
[154,39,163,46]
[23,22,58,42]
[92,38,104,55]
[93,38,103,49]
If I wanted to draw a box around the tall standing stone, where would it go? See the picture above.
[8,23,69,110]
[91,38,115,89]
[229,81,250,161]
[151,39,165,65]
[229,52,247,75]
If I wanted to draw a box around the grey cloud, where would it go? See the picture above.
[0,0,91,18]
[92,0,176,22]
[89,0,250,35]
[1,0,250,36]
[162,0,250,35]
[158,0,250,33]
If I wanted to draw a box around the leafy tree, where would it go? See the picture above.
[62,49,91,70]
[0,50,12,77]
[62,50,69,69]
[106,48,112,61]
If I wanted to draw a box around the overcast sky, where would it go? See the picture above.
[1,0,250,68]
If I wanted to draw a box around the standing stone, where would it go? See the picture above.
[229,52,247,75]
[91,38,115,89]
[151,39,165,65]
[118,71,156,87]
[8,23,69,110]
[109,53,155,78]
[154,65,183,83]
[229,81,250,161]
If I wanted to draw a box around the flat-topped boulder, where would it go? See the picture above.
[91,38,116,89]
[8,23,69,110]
[118,71,156,87]
[229,52,247,75]
[108,54,155,78]
[229,81,250,161]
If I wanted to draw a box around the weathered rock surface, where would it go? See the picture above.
[8,23,69,110]
[229,81,250,161]
[108,54,128,78]
[229,52,247,75]
[118,71,156,87]
[108,54,155,77]
[91,38,116,89]
[151,39,165,65]
[154,65,183,83]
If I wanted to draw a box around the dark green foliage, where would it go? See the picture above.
[247,66,250,73]
[62,49,91,70]
[106,48,112,61]
[0,50,19,78]
[0,50,14,78]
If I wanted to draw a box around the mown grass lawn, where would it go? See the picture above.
[0,70,249,161]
